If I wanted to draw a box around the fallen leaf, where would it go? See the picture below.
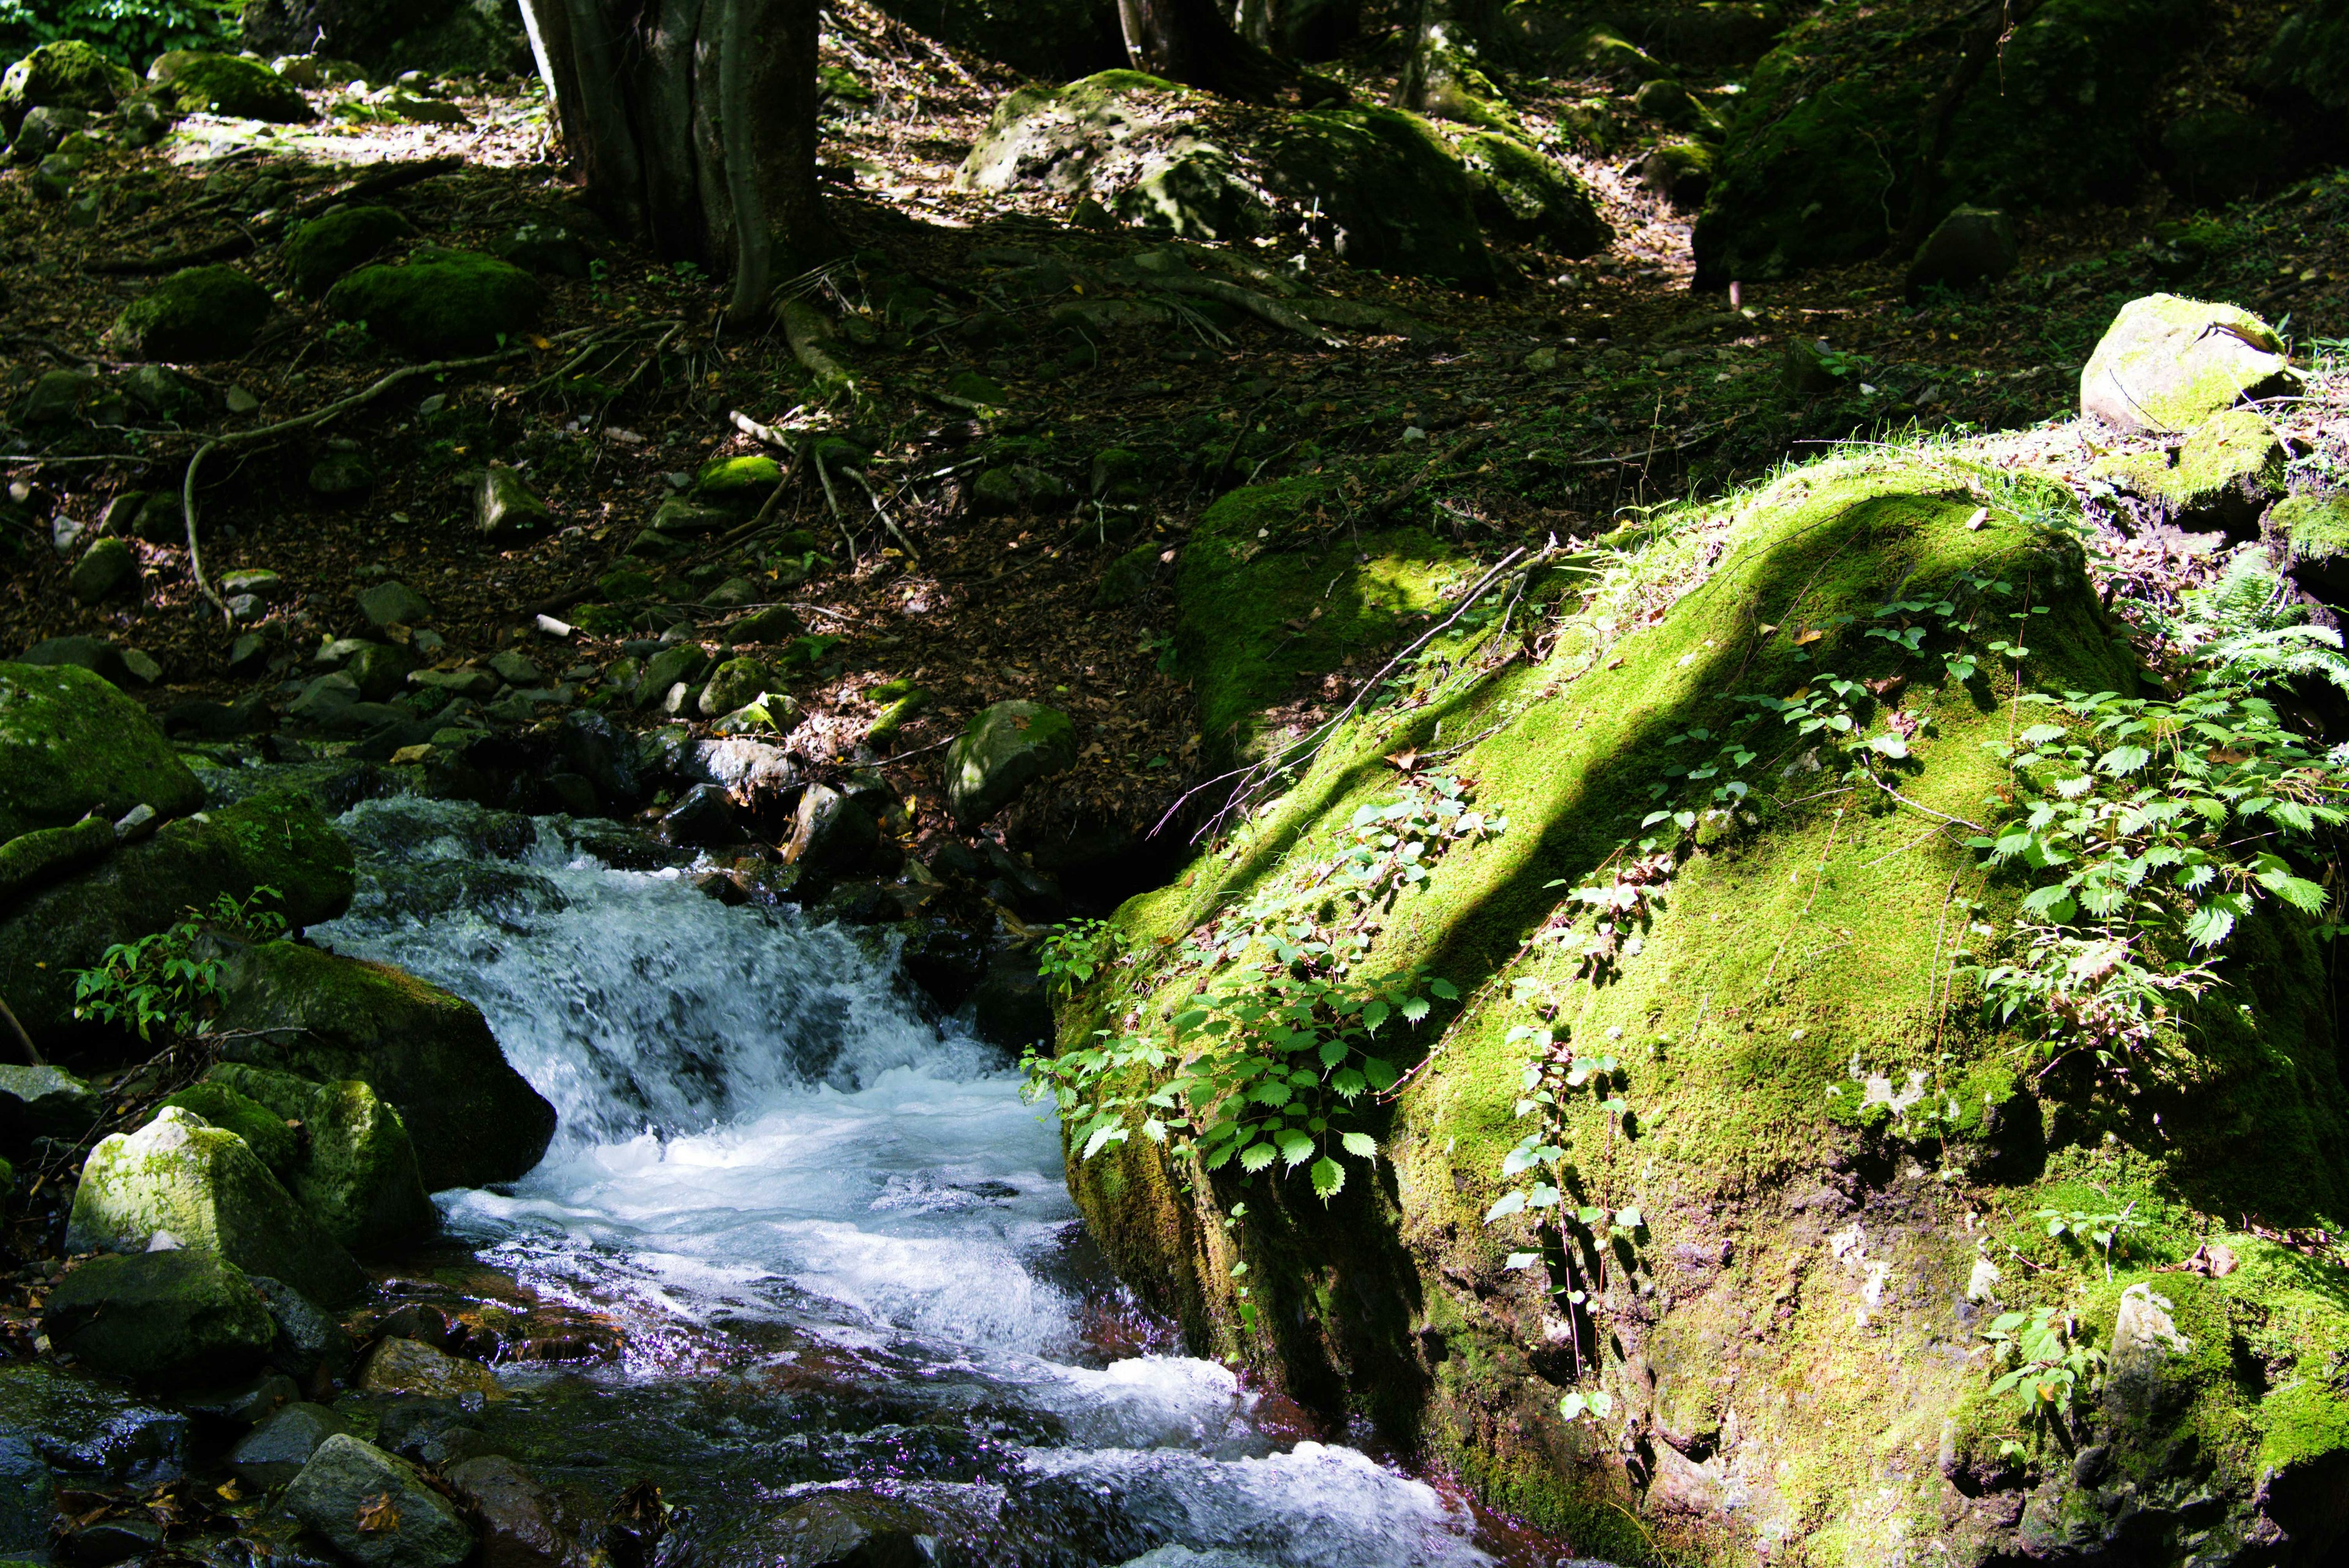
[1964,507,1989,531]
[1792,628,1825,646]
[1384,748,1420,772]
[356,1493,399,1533]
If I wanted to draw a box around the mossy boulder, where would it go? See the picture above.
[2276,491,2349,604]
[284,1435,473,1568]
[944,701,1078,827]
[65,1107,364,1306]
[70,536,139,605]
[211,942,556,1189]
[111,266,274,362]
[205,1064,437,1254]
[2081,294,2301,434]
[1260,108,1496,287]
[325,251,544,357]
[147,51,314,122]
[2095,409,2287,534]
[697,656,770,718]
[1903,204,2018,297]
[0,1063,101,1143]
[0,790,354,1043]
[697,453,782,496]
[0,660,202,844]
[1693,0,2200,286]
[160,1080,299,1176]
[40,1248,274,1384]
[1455,132,1610,256]
[281,205,412,297]
[0,41,138,136]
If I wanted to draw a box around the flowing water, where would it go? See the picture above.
[307,796,1579,1568]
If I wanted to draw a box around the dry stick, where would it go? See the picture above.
[1141,272,1345,347]
[843,464,922,562]
[0,991,43,1066]
[1368,429,1490,524]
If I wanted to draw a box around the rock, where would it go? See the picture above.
[2104,1281,2194,1416]
[781,784,881,881]
[944,701,1077,827]
[1904,206,2018,297]
[0,1063,101,1142]
[478,464,552,537]
[0,660,204,843]
[250,1274,357,1381]
[310,450,375,497]
[1,41,138,135]
[409,667,499,700]
[220,567,287,601]
[486,650,541,686]
[1456,132,1610,255]
[1781,336,1842,396]
[633,644,708,708]
[445,1455,590,1568]
[212,942,557,1189]
[283,1435,473,1568]
[10,102,86,162]
[752,1493,933,1568]
[70,536,139,606]
[358,580,432,628]
[284,205,413,296]
[661,783,735,847]
[40,1247,276,1384]
[696,453,782,496]
[724,604,804,644]
[231,1400,348,1488]
[357,1336,499,1400]
[325,251,545,357]
[159,1080,300,1177]
[2099,409,2286,535]
[346,643,417,702]
[22,367,98,422]
[1093,543,1164,608]
[291,671,363,723]
[124,364,195,415]
[116,95,166,146]
[2081,294,2301,434]
[1638,139,1714,209]
[0,1361,187,1553]
[14,634,153,688]
[702,577,760,609]
[133,491,185,543]
[65,1107,365,1306]
[147,51,314,122]
[2279,491,2349,604]
[697,656,769,718]
[206,1065,438,1254]
[0,816,117,909]
[1261,106,1495,285]
[178,1369,298,1427]
[553,710,640,807]
[489,221,594,277]
[229,633,271,675]
[650,499,730,538]
[866,689,927,745]
[111,266,275,361]
[1632,77,1720,133]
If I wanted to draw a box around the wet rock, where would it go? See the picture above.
[379,1399,494,1466]
[0,659,204,841]
[756,1492,933,1568]
[231,1400,347,1487]
[782,783,881,882]
[59,1515,165,1562]
[284,1435,473,1568]
[2081,294,2301,434]
[250,1275,357,1381]
[179,1370,299,1427]
[65,1107,366,1306]
[358,580,432,628]
[111,265,275,362]
[945,701,1077,827]
[70,535,138,605]
[1,1361,187,1551]
[478,464,552,538]
[148,51,314,121]
[554,710,640,808]
[661,782,736,847]
[326,251,545,357]
[900,923,987,1014]
[291,672,363,723]
[206,1064,439,1254]
[971,947,1052,1053]
[41,1247,276,1384]
[1904,206,2019,297]
[284,204,414,296]
[447,1455,592,1568]
[358,1336,500,1400]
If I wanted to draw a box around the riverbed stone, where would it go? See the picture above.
[251,1274,357,1380]
[445,1455,590,1568]
[782,783,881,881]
[945,701,1077,827]
[358,1336,500,1400]
[71,536,138,604]
[358,580,432,628]
[2080,294,2302,434]
[326,251,544,357]
[0,1361,187,1553]
[206,1063,437,1253]
[478,464,552,537]
[0,660,203,842]
[284,205,413,297]
[284,1435,473,1568]
[347,642,419,702]
[0,1063,100,1142]
[231,1400,347,1488]
[40,1247,275,1384]
[1,41,137,135]
[112,266,275,362]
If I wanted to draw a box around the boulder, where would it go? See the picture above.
[250,1274,358,1380]
[0,660,203,842]
[9,102,86,162]
[147,52,314,122]
[40,1248,275,1384]
[1903,206,2018,297]
[1259,106,1495,286]
[724,604,804,645]
[347,642,419,702]
[944,702,1077,827]
[2081,295,2301,434]
[1638,139,1714,209]
[0,790,354,1042]
[65,1107,365,1306]
[1632,76,1720,133]
[283,204,412,297]
[0,41,138,136]
[697,656,769,718]
[231,1400,347,1488]
[0,1361,186,1553]
[211,942,557,1189]
[633,644,709,708]
[0,815,116,909]
[206,1064,438,1253]
[0,1063,101,1143]
[111,265,275,361]
[358,579,432,628]
[356,1335,499,1399]
[160,1080,301,1176]
[697,453,782,496]
[477,464,551,537]
[781,783,881,880]
[2098,409,2286,535]
[1455,132,1610,255]
[284,1435,473,1568]
[21,366,98,422]
[2279,491,2349,604]
[70,536,139,605]
[444,1455,591,1568]
[753,1492,936,1568]
[325,251,544,357]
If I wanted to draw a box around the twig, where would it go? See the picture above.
[0,991,43,1066]
[1368,429,1490,523]
[86,155,466,275]
[1871,776,1987,834]
[1561,422,1721,470]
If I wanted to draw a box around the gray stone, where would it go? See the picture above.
[70,536,138,604]
[40,1247,275,1384]
[408,667,500,700]
[702,576,760,609]
[944,701,1078,826]
[477,464,551,537]
[249,1275,356,1380]
[650,499,730,536]
[661,782,735,847]
[488,650,543,686]
[2081,294,2302,434]
[0,1361,187,1555]
[289,672,363,721]
[357,581,431,628]
[346,643,417,703]
[220,567,287,600]
[1905,206,2019,297]
[15,634,147,688]
[723,605,803,644]
[697,656,769,717]
[283,1435,473,1568]
[231,1400,347,1488]
[782,783,880,880]
[10,102,87,163]
[23,368,97,422]
[633,643,709,708]
[444,1454,590,1568]
[0,1062,101,1139]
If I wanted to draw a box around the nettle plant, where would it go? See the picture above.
[72,888,288,1043]
[1981,1304,2106,1449]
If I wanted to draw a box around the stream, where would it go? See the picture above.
[304,796,1577,1568]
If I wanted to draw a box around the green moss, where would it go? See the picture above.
[697,454,783,494]
[282,206,413,297]
[2096,409,2285,514]
[148,51,313,122]
[0,40,138,133]
[0,660,204,842]
[2279,492,2349,568]
[1261,108,1496,287]
[1456,132,1611,256]
[111,265,273,362]
[325,251,544,357]
[160,1081,298,1177]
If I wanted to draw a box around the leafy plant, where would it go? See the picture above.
[0,0,237,67]
[1337,771,1506,914]
[2038,1205,2146,1280]
[1036,918,1124,1000]
[1981,1305,2105,1434]
[71,888,288,1043]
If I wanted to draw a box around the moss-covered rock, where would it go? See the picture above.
[65,1107,364,1305]
[697,453,782,496]
[39,1247,274,1384]
[2276,490,2349,604]
[0,1063,101,1143]
[147,51,314,122]
[1455,132,1611,256]
[2095,409,2286,533]
[2081,294,2301,434]
[1261,108,1496,288]
[204,1064,437,1254]
[160,1080,299,1178]
[285,1434,473,1568]
[111,265,274,362]
[281,205,412,297]
[0,660,202,844]
[325,251,544,357]
[697,657,770,719]
[945,701,1078,827]
[0,40,138,136]
[0,790,353,1042]
[1050,447,2349,1559]
[212,942,555,1189]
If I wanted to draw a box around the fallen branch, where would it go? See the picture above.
[1368,429,1490,522]
[779,298,861,408]
[87,155,466,275]
[1559,422,1721,470]
[1143,272,1344,347]
[0,990,43,1066]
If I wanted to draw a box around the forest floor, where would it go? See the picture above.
[5,1,2349,882]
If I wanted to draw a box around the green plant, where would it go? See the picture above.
[1036,918,1124,1000]
[1981,1304,2105,1436]
[2151,557,2349,697]
[1337,771,1506,913]
[71,888,287,1043]
[0,0,237,67]
[2038,1205,2146,1280]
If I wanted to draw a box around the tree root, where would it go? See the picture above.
[88,155,466,276]
[1142,272,1344,347]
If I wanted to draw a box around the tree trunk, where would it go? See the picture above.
[516,0,832,325]
[1118,0,1346,106]
[1889,0,2048,259]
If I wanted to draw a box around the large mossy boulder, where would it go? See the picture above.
[147,51,314,122]
[1053,450,2349,1562]
[2080,294,2302,434]
[111,265,275,362]
[65,1107,365,1305]
[1259,108,1495,287]
[325,251,545,357]
[40,1248,275,1383]
[0,40,138,136]
[212,942,555,1189]
[0,660,203,843]
[1455,131,1611,256]
[1693,0,2200,286]
[0,791,354,1042]
[944,701,1078,827]
[206,1063,438,1252]
[283,205,413,297]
